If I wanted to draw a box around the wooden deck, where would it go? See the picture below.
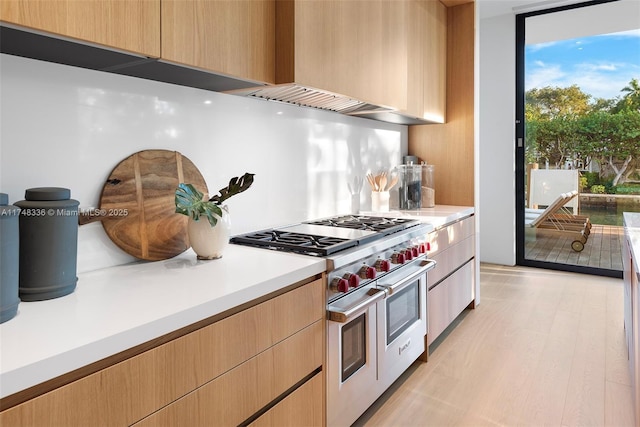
[525,224,624,271]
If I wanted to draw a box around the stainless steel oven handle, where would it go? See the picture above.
[380,259,437,295]
[326,288,386,323]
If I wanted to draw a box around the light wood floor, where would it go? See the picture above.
[355,264,635,427]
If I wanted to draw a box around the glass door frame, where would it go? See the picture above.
[515,0,622,279]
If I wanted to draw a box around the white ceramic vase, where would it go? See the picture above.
[187,205,230,260]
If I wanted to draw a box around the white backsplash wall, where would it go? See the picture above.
[0,54,407,273]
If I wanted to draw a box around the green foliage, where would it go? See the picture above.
[175,172,255,227]
[525,85,592,120]
[615,184,640,195]
[605,184,616,194]
[614,78,640,113]
[526,80,640,186]
[209,173,255,205]
[579,176,588,190]
[591,185,606,194]
[582,171,600,188]
[175,183,223,227]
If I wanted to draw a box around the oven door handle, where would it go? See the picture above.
[326,288,386,323]
[379,259,437,295]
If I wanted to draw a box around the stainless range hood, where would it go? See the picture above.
[224,83,436,126]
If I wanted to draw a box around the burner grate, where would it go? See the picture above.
[230,230,357,256]
[304,215,417,234]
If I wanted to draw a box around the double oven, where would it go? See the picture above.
[325,235,434,427]
[231,215,435,427]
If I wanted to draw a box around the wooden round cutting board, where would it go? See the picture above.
[93,150,208,261]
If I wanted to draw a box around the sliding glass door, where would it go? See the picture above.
[516,0,640,278]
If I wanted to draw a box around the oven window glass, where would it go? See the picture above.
[387,279,420,344]
[341,312,367,382]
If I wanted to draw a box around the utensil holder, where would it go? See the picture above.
[371,191,390,212]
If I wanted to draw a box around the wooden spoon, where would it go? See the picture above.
[366,173,378,191]
[379,174,387,192]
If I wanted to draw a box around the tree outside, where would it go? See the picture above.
[526,79,640,195]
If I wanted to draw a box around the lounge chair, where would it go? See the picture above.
[525,190,591,252]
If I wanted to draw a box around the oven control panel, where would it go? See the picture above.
[326,237,429,303]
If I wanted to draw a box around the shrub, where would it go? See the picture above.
[579,176,588,190]
[604,181,616,194]
[582,172,599,188]
[591,185,606,194]
[616,184,640,195]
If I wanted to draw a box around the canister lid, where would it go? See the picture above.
[403,155,420,165]
[25,187,71,201]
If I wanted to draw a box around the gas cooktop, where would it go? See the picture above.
[230,215,421,257]
[304,215,417,235]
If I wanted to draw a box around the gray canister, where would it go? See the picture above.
[15,187,79,301]
[0,193,21,322]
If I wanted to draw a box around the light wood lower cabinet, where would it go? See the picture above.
[134,321,323,427]
[249,372,323,427]
[428,259,474,345]
[0,278,324,426]
[426,216,475,346]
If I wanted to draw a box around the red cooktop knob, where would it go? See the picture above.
[418,243,427,254]
[375,259,391,272]
[358,265,376,280]
[391,252,405,264]
[404,249,413,261]
[411,247,419,258]
[426,242,431,251]
[344,273,360,288]
[330,277,349,293]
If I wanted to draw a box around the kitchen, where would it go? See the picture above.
[0,0,635,426]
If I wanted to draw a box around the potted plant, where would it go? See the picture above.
[175,172,254,259]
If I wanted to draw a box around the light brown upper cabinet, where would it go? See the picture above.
[162,0,276,84]
[276,0,446,121]
[407,0,447,123]
[0,0,160,57]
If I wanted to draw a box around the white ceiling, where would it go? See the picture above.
[477,0,591,19]
[478,0,640,43]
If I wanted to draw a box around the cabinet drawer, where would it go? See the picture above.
[428,234,474,288]
[134,321,324,427]
[0,279,324,427]
[427,215,474,257]
[428,259,474,345]
[249,371,323,427]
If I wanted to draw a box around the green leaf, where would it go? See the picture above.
[175,183,221,227]
[209,172,255,205]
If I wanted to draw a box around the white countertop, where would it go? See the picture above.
[0,245,326,399]
[363,205,475,229]
[624,212,640,274]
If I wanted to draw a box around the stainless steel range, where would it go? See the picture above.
[231,215,436,426]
